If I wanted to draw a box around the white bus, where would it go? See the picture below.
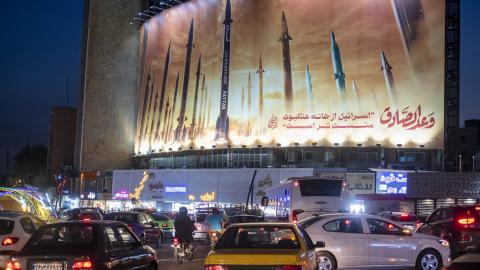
[262,177,352,222]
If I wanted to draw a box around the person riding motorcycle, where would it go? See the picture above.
[206,207,226,245]
[174,207,195,251]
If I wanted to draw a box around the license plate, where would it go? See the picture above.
[32,262,64,270]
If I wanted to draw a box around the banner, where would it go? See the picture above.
[346,173,375,197]
[135,0,444,154]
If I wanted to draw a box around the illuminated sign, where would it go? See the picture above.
[165,186,187,193]
[134,0,445,154]
[114,189,129,200]
[200,192,216,202]
[188,194,196,201]
[376,172,407,194]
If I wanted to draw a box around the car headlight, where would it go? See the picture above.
[437,239,449,247]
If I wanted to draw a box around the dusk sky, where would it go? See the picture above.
[0,0,478,172]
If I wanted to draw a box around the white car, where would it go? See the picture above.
[299,213,450,270]
[0,211,45,268]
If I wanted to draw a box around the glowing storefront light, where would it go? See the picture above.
[200,191,215,202]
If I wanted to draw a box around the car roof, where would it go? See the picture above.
[0,211,32,218]
[107,211,140,215]
[309,213,390,220]
[228,222,294,228]
[45,220,125,226]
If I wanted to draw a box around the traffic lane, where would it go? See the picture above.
[155,239,210,270]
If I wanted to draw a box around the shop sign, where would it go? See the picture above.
[200,192,215,202]
[165,186,187,193]
[346,173,375,196]
[376,172,407,194]
[315,171,346,181]
[408,172,480,198]
[113,189,129,200]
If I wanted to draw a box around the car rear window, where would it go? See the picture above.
[391,214,418,222]
[216,226,300,249]
[79,212,102,220]
[26,224,96,249]
[0,219,14,234]
[106,213,137,224]
[151,214,169,221]
[229,216,262,224]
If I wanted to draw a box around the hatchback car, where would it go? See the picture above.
[416,205,480,256]
[0,211,45,269]
[300,213,450,270]
[378,211,420,230]
[6,221,158,270]
[205,222,322,270]
[104,212,163,245]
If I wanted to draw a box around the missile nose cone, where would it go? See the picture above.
[330,32,336,43]
[224,0,233,24]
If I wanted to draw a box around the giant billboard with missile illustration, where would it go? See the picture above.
[134,0,445,154]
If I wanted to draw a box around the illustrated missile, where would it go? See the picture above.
[247,73,252,136]
[160,98,170,142]
[189,55,202,140]
[137,64,153,150]
[200,83,208,136]
[330,32,346,93]
[152,42,171,144]
[279,12,293,111]
[256,52,265,123]
[381,50,395,93]
[142,79,156,145]
[175,19,194,142]
[166,72,180,141]
[197,74,206,137]
[240,85,245,136]
[215,0,233,141]
[392,0,424,53]
[352,80,360,112]
[305,64,313,112]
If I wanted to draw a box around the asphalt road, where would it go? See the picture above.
[156,238,211,270]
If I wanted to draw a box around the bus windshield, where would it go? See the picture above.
[299,179,343,197]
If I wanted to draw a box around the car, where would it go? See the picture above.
[150,213,174,237]
[299,213,450,270]
[227,215,264,225]
[378,211,420,230]
[442,251,480,270]
[192,213,209,242]
[6,221,158,270]
[0,211,45,269]
[204,222,322,270]
[416,205,480,256]
[62,207,104,221]
[104,212,163,245]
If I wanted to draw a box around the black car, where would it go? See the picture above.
[442,251,480,270]
[417,205,480,255]
[7,221,158,270]
[62,208,104,221]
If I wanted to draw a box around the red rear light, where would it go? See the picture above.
[162,223,168,227]
[294,181,299,187]
[460,235,473,242]
[475,206,480,211]
[458,218,475,225]
[205,265,228,270]
[173,237,179,245]
[83,218,91,221]
[400,213,409,217]
[2,237,19,246]
[6,261,21,270]
[275,266,302,270]
[73,260,93,270]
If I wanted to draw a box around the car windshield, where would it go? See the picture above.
[26,224,96,248]
[216,226,300,249]
[106,213,136,224]
[151,213,170,221]
[0,219,15,234]
[78,212,101,220]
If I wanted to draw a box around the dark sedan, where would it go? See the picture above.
[6,221,158,270]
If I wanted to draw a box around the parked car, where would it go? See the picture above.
[204,222,321,270]
[416,205,480,256]
[378,211,420,230]
[192,213,208,242]
[442,251,480,269]
[6,221,158,270]
[150,213,174,237]
[62,207,104,221]
[104,212,163,245]
[299,213,450,270]
[0,211,45,269]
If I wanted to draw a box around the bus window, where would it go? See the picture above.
[299,179,342,197]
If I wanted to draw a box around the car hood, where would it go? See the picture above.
[411,232,442,241]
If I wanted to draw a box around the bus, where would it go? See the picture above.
[262,177,352,223]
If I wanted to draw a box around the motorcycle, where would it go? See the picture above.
[171,237,194,264]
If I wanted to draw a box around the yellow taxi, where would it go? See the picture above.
[204,222,323,270]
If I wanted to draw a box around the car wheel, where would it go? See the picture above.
[416,249,442,270]
[316,251,336,270]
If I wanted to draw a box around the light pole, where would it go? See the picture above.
[459,155,462,172]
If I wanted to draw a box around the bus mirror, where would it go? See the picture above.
[261,196,269,206]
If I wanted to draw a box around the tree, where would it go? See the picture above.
[10,144,49,187]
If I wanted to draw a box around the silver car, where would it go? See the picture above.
[299,213,450,270]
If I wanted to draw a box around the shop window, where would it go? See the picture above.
[304,152,313,161]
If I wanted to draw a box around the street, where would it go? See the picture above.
[156,239,210,270]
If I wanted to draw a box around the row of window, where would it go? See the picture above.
[305,218,405,236]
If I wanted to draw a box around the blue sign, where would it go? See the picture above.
[376,172,407,194]
[165,186,187,193]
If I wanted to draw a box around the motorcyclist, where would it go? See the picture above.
[174,207,195,251]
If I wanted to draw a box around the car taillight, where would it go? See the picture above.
[204,265,228,270]
[6,261,21,270]
[458,218,475,225]
[72,260,93,270]
[460,235,473,242]
[173,237,179,245]
[275,266,302,270]
[83,218,91,221]
[2,237,19,246]
[161,223,168,227]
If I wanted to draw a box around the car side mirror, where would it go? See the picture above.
[314,241,325,248]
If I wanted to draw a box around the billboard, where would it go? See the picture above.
[135,0,445,154]
[376,171,408,194]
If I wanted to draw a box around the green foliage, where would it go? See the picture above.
[11,144,49,188]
